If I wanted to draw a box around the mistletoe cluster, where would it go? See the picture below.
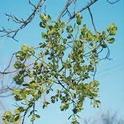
[2,13,117,124]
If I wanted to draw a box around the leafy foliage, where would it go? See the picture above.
[2,13,117,124]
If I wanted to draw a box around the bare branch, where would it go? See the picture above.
[28,0,36,8]
[106,0,121,4]
[5,14,25,24]
[0,0,46,41]
[3,53,15,72]
[22,106,30,124]
[0,52,16,75]
[69,0,98,20]
[87,7,97,33]
[99,45,111,61]
[0,87,10,95]
[57,0,75,20]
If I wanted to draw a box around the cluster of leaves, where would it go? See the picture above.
[2,13,117,124]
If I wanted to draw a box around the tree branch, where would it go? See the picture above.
[106,0,120,4]
[87,7,97,33]
[57,0,75,20]
[69,0,98,21]
[0,0,46,41]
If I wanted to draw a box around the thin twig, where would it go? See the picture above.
[106,0,120,4]
[87,7,97,33]
[0,0,46,41]
[58,0,75,20]
[69,0,98,21]
[22,106,30,124]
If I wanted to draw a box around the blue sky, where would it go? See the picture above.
[0,0,124,123]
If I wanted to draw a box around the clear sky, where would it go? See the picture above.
[0,0,124,124]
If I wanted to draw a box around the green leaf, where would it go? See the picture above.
[107,23,117,35]
[76,13,82,25]
[66,25,73,33]
[14,114,20,121]
[107,37,115,44]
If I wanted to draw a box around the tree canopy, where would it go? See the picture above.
[0,0,120,124]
